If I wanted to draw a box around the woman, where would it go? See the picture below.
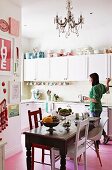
[84,73,111,144]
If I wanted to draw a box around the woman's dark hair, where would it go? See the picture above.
[89,73,99,86]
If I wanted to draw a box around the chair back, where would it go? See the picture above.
[28,108,43,130]
[98,116,108,137]
[75,118,89,153]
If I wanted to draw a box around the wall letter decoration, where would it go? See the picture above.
[9,17,19,37]
[0,19,9,32]
[0,35,13,75]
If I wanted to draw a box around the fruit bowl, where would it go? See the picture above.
[59,108,72,117]
[59,112,71,116]
[43,121,59,134]
[43,121,59,128]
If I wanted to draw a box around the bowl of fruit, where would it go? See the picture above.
[42,115,59,134]
[59,108,72,117]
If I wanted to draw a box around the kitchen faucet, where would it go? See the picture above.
[78,94,83,102]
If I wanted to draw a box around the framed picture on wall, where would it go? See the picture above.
[8,81,20,104]
[0,35,14,75]
[8,104,19,118]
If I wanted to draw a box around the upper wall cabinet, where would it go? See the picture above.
[68,55,87,81]
[49,57,68,81]
[111,54,112,78]
[36,58,50,81]
[24,59,37,81]
[107,54,112,78]
[23,54,111,82]
[24,58,50,81]
[88,54,108,81]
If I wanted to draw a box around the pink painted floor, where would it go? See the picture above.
[5,135,112,170]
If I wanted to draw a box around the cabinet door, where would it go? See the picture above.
[88,54,108,81]
[108,108,112,138]
[36,58,50,81]
[24,59,36,81]
[106,54,111,78]
[108,54,112,79]
[100,107,108,134]
[49,57,68,81]
[21,103,31,131]
[68,55,87,81]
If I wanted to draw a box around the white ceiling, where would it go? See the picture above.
[9,0,112,39]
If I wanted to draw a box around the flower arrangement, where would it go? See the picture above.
[53,94,60,101]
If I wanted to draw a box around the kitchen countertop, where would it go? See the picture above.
[21,99,46,103]
[21,99,112,107]
[53,101,112,107]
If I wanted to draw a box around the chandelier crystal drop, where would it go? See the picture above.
[54,0,84,38]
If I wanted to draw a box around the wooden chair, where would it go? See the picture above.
[87,116,109,167]
[28,108,51,170]
[51,118,89,170]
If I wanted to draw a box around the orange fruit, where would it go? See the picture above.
[45,116,53,123]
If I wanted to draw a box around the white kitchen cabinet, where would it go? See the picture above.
[100,107,108,134]
[21,102,32,131]
[24,59,37,81]
[68,55,87,81]
[24,58,50,81]
[0,141,6,170]
[108,54,112,78]
[108,108,112,139]
[36,58,50,81]
[21,102,46,131]
[23,54,110,82]
[49,57,68,81]
[88,54,108,80]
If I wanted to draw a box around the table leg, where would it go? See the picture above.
[60,154,66,170]
[26,146,32,170]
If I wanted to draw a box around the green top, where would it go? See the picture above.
[89,83,107,112]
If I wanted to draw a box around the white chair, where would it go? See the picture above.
[51,118,89,170]
[87,116,109,167]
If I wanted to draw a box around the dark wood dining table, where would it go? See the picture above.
[23,117,100,170]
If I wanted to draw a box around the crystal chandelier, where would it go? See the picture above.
[54,0,84,38]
